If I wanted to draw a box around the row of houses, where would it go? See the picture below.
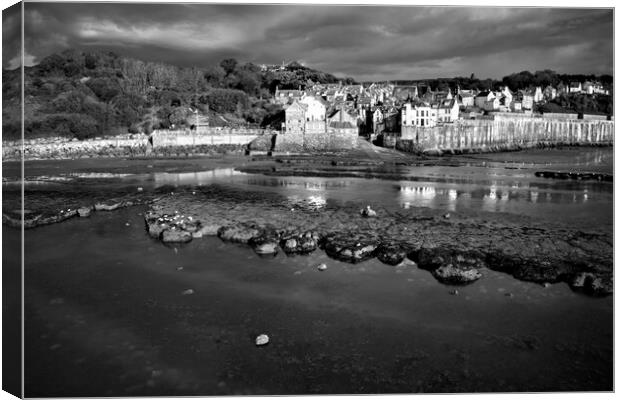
[279,79,611,135]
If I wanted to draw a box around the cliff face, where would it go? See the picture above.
[388,118,613,154]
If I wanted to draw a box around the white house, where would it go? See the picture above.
[434,98,459,123]
[569,82,582,93]
[402,102,437,128]
[300,95,326,122]
[533,87,544,103]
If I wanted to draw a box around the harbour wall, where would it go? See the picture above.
[3,129,274,161]
[384,118,613,154]
[273,131,358,152]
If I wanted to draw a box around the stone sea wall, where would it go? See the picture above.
[150,128,276,147]
[273,132,358,152]
[3,135,148,161]
[385,118,613,154]
[3,130,275,161]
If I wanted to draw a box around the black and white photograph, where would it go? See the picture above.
[1,1,616,397]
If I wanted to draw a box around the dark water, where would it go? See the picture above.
[20,208,613,395]
[10,147,614,395]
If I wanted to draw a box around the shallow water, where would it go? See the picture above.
[9,148,612,230]
[19,208,613,395]
[8,147,614,395]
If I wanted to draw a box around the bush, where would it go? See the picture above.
[199,88,248,114]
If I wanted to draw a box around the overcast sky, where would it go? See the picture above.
[2,2,614,81]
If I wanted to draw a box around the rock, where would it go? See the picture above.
[376,244,407,266]
[94,202,122,211]
[570,272,613,296]
[433,264,482,285]
[317,263,327,271]
[443,213,451,219]
[176,266,184,271]
[77,207,92,217]
[322,234,378,263]
[253,242,279,256]
[360,205,377,218]
[280,232,318,255]
[218,224,261,244]
[146,221,168,238]
[161,229,193,243]
[181,289,194,295]
[137,187,144,192]
[543,282,551,288]
[449,289,459,295]
[255,334,269,346]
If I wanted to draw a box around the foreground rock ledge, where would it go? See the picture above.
[143,186,613,296]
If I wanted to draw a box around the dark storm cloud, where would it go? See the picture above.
[12,3,613,80]
[3,2,22,69]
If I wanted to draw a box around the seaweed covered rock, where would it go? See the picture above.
[416,247,485,284]
[322,233,379,263]
[280,230,320,255]
[569,272,613,296]
[218,224,262,244]
[375,243,408,266]
[161,228,193,243]
[249,228,280,256]
[432,263,482,284]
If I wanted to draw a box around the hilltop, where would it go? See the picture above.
[2,49,357,140]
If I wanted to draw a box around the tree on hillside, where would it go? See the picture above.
[220,58,238,76]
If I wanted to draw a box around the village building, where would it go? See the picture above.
[274,87,306,105]
[457,88,476,108]
[401,102,437,128]
[283,95,327,134]
[434,98,459,123]
[517,90,534,110]
[569,81,582,93]
[533,87,544,103]
[543,85,557,101]
[474,91,495,109]
[392,86,419,102]
[510,100,523,112]
[326,107,359,135]
[283,100,307,134]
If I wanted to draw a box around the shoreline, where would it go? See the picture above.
[2,134,614,162]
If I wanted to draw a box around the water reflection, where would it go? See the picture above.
[153,168,246,186]
[398,183,594,213]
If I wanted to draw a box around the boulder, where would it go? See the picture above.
[161,228,193,243]
[249,229,280,256]
[77,207,92,217]
[322,234,378,263]
[218,224,262,244]
[376,244,407,266]
[570,272,613,296]
[433,263,482,284]
[94,202,122,211]
[280,231,319,254]
[253,242,279,256]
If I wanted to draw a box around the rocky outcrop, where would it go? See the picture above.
[375,244,408,266]
[321,233,379,263]
[280,231,320,255]
[415,248,485,284]
[217,224,262,244]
